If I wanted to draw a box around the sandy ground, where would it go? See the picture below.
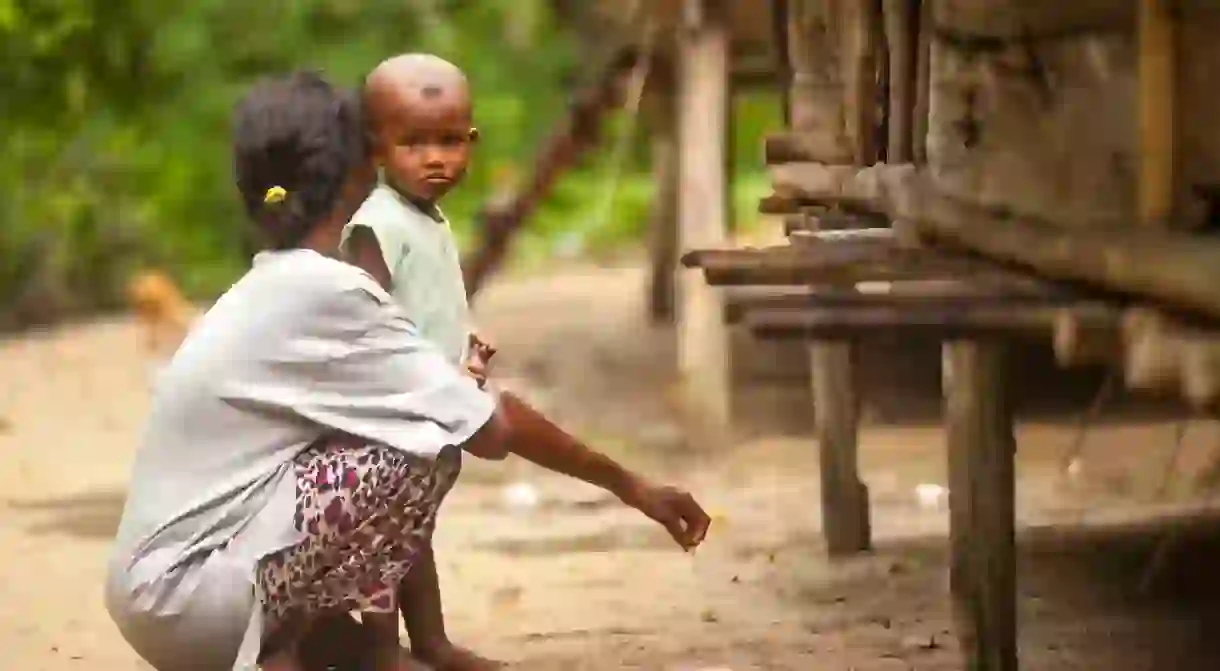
[6,264,1220,670]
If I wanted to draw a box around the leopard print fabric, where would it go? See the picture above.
[255,438,461,627]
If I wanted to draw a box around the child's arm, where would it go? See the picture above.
[344,225,394,291]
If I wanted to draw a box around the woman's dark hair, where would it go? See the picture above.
[232,70,370,249]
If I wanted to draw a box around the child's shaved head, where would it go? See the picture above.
[364,54,471,135]
[363,54,475,203]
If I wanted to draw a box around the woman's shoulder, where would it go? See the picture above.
[254,249,393,308]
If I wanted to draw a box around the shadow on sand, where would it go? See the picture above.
[5,487,126,539]
[755,510,1220,670]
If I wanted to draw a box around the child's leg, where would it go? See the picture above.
[262,643,306,671]
[398,539,503,670]
[397,539,445,654]
[294,612,436,671]
[296,613,370,671]
[260,614,311,671]
[362,610,415,671]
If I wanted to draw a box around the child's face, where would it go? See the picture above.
[373,91,474,203]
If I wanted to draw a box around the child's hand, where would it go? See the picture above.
[465,332,496,389]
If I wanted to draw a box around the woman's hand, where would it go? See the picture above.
[617,476,712,552]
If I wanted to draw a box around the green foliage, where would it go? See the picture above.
[0,0,779,328]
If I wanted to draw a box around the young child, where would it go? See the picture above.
[342,54,712,669]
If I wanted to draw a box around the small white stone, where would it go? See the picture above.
[502,482,541,511]
[914,483,947,510]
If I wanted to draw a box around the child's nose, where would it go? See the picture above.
[421,147,446,166]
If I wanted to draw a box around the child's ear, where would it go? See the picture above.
[469,127,480,142]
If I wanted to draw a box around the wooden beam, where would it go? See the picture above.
[1052,307,1124,368]
[811,341,872,556]
[891,173,1220,323]
[725,278,1090,324]
[1121,308,1220,410]
[676,0,733,446]
[748,302,1113,340]
[768,161,907,213]
[944,340,1018,671]
[764,132,855,165]
[1138,0,1176,228]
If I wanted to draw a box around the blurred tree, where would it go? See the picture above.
[0,0,776,329]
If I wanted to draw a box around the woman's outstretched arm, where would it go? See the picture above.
[497,390,711,551]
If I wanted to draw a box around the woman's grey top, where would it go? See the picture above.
[104,249,495,670]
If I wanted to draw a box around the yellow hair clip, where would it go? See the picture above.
[264,186,287,204]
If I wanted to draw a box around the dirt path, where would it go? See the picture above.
[5,264,1220,670]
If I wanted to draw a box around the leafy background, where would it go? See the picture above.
[0,0,780,329]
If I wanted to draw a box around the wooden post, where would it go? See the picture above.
[844,0,883,165]
[944,340,1018,671]
[1138,0,1175,228]
[771,0,793,127]
[883,0,917,163]
[811,342,871,556]
[791,0,882,557]
[647,66,680,324]
[725,65,738,236]
[912,0,931,165]
[676,0,733,445]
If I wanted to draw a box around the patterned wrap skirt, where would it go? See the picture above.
[255,436,462,632]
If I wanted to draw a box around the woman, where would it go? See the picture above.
[105,71,509,671]
[106,70,711,671]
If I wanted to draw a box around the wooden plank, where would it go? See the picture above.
[748,302,1114,340]
[724,278,1092,324]
[944,340,1018,671]
[681,242,993,286]
[676,0,733,447]
[811,341,872,556]
[788,227,895,246]
[1137,0,1175,228]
